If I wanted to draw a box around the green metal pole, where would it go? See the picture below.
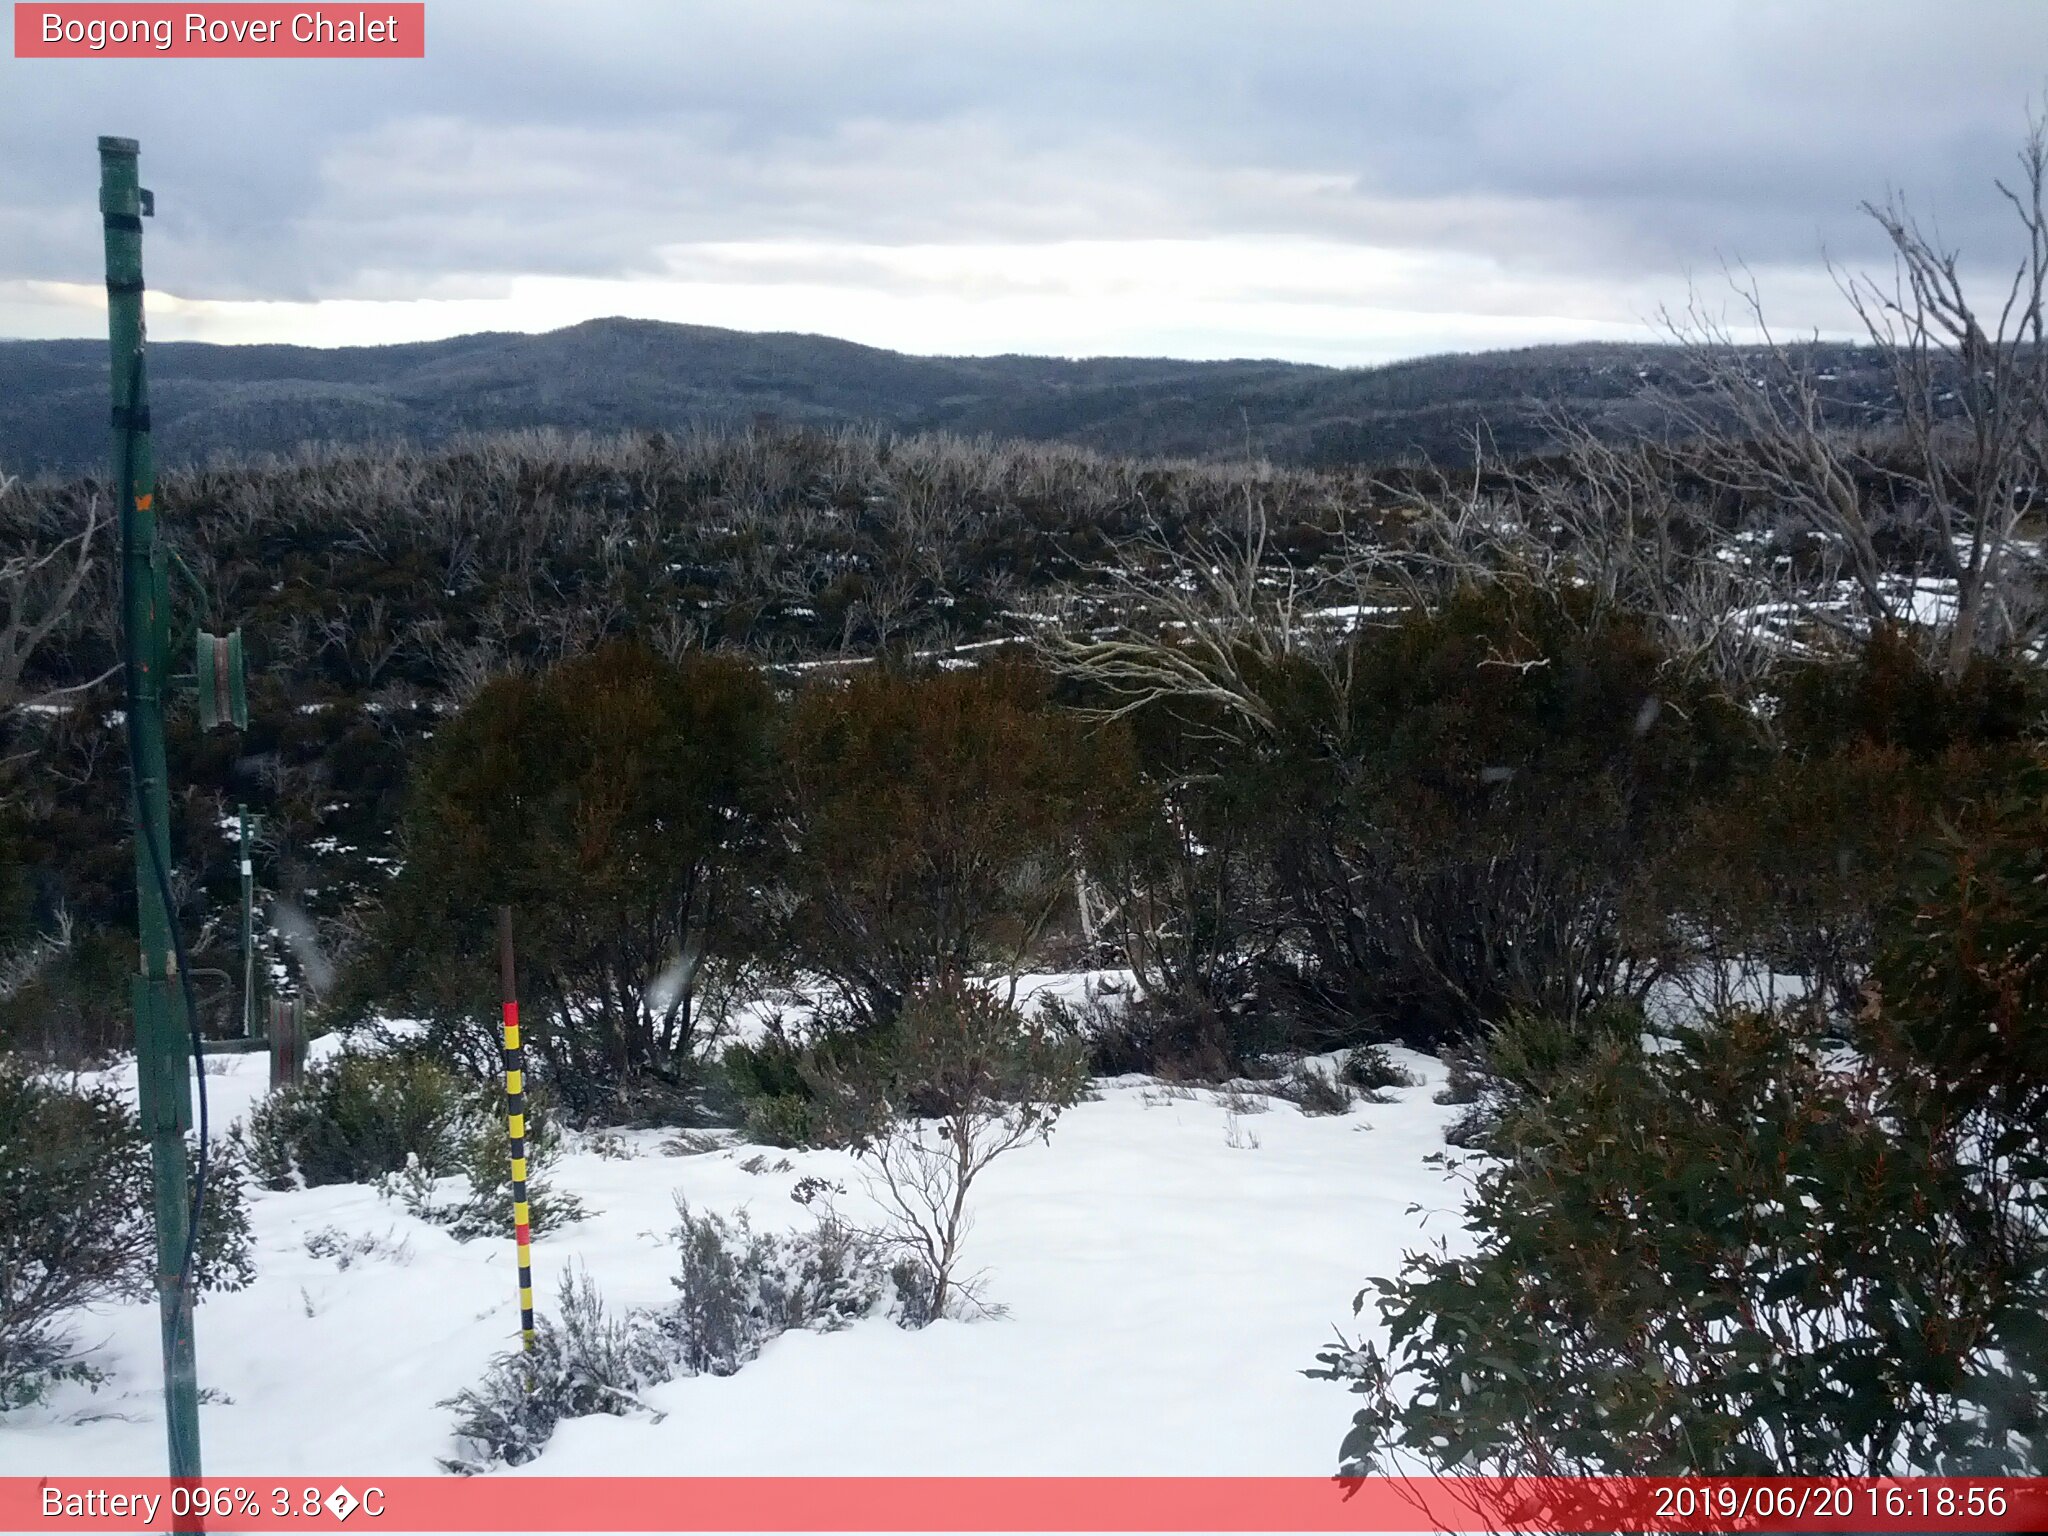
[100,134,204,1495]
[239,805,255,1038]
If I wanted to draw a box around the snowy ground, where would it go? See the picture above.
[1,1023,1464,1479]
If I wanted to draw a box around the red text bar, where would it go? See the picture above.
[6,1477,2047,1532]
[14,5,424,58]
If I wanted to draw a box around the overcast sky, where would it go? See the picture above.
[2,1,2043,363]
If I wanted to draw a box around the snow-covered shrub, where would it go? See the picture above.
[1,1062,253,1409]
[1314,1004,2046,1477]
[1337,1045,1417,1101]
[1273,1064,1351,1116]
[441,1265,671,1472]
[665,1200,894,1375]
[302,1225,412,1270]
[382,1108,585,1241]
[240,1047,477,1189]
[444,1206,919,1470]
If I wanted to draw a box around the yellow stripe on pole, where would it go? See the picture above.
[510,1157,527,1182]
[503,1024,520,1050]
[513,1200,531,1226]
[505,1068,523,1095]
[508,1112,525,1140]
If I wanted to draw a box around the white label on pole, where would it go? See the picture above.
[241,860,252,876]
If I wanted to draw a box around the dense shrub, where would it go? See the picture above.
[1314,1006,2044,1477]
[1435,1004,1647,1150]
[1,1063,253,1409]
[0,928,132,1067]
[779,663,1139,1030]
[1319,768,2048,1482]
[1336,1045,1418,1099]
[1665,631,2045,1016]
[239,1048,478,1189]
[718,1025,831,1148]
[365,640,776,1119]
[1259,582,1751,1049]
[1037,985,1282,1082]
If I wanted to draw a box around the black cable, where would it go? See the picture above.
[117,354,210,1313]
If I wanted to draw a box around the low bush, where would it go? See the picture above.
[1,1063,253,1410]
[1038,986,1278,1081]
[806,976,1086,1316]
[719,1025,831,1149]
[441,1266,672,1472]
[444,1204,923,1471]
[1337,1046,1418,1101]
[239,1047,478,1189]
[1274,1065,1352,1116]
[381,1109,585,1242]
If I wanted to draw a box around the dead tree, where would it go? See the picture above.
[0,493,105,715]
[1664,108,2048,680]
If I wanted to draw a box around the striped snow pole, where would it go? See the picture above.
[498,906,535,1350]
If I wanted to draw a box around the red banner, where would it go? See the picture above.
[5,1477,2046,1532]
[13,4,424,58]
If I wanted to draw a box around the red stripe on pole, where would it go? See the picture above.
[515,1223,531,1244]
[5,1478,2045,1532]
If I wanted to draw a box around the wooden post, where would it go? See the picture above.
[267,996,303,1090]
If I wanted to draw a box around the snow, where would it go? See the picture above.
[2,1030,1464,1479]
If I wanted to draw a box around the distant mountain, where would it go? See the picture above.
[0,317,1902,477]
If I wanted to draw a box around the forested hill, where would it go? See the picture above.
[0,319,1902,476]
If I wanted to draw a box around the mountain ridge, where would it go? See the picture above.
[0,316,1896,476]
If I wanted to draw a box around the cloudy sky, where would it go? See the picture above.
[2,1,2043,363]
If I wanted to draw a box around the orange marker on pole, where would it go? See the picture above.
[498,906,535,1349]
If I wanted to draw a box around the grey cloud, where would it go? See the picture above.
[0,0,2040,350]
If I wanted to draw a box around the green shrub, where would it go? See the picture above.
[1314,1005,2045,1477]
[1433,1004,1646,1150]
[779,662,1140,1030]
[1259,581,1753,1050]
[1,1062,253,1410]
[385,1109,585,1242]
[366,641,777,1119]
[239,1047,478,1189]
[1337,1045,1418,1101]
[718,1027,828,1148]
